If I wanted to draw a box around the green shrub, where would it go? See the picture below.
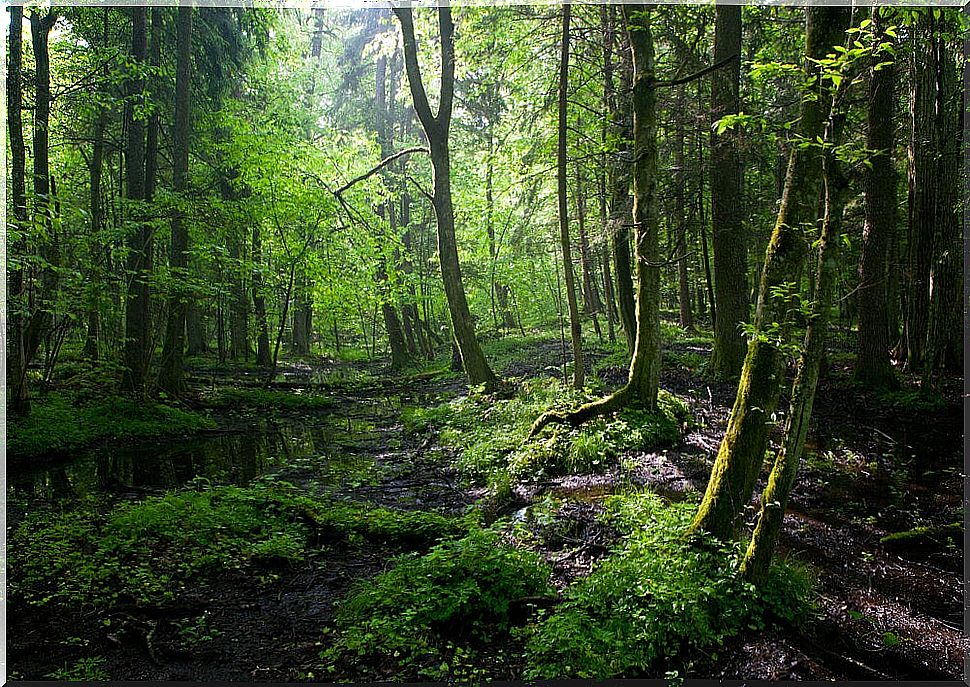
[523,491,814,679]
[324,527,553,680]
[7,393,216,459]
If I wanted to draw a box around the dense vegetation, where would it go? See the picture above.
[7,3,964,682]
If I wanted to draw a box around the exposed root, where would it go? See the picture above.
[527,385,631,440]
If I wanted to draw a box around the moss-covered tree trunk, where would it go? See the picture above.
[558,3,585,389]
[622,3,661,410]
[854,8,898,389]
[709,2,748,380]
[395,7,497,388]
[742,151,849,584]
[690,6,850,542]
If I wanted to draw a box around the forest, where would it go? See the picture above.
[6,2,965,682]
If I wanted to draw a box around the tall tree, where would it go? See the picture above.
[7,4,29,414]
[854,8,898,389]
[120,6,151,394]
[708,2,748,380]
[690,6,851,542]
[393,6,498,388]
[558,3,585,389]
[158,5,194,395]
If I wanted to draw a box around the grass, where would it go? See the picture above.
[7,392,216,459]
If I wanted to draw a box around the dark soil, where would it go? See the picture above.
[8,339,965,681]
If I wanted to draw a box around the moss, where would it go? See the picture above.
[880,522,962,551]
[7,393,216,459]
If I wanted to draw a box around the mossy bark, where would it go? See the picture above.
[690,6,850,542]
[743,152,848,584]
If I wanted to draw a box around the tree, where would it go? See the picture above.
[854,8,898,389]
[557,3,585,389]
[120,6,152,394]
[393,6,498,388]
[690,6,851,542]
[8,4,29,414]
[158,6,194,395]
[708,3,748,380]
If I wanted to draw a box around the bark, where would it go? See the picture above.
[558,4,585,389]
[228,232,251,359]
[924,17,962,379]
[186,301,207,355]
[690,7,850,542]
[252,225,272,367]
[291,272,312,356]
[742,152,849,584]
[674,86,694,332]
[709,2,748,380]
[576,165,603,339]
[8,4,29,414]
[158,5,193,395]
[394,6,497,388]
[603,7,637,351]
[121,6,152,394]
[854,9,898,389]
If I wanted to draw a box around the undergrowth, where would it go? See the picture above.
[403,378,691,488]
[202,387,333,410]
[323,526,553,681]
[9,480,468,610]
[523,490,815,679]
[7,393,216,459]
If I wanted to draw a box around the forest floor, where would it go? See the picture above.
[7,329,965,682]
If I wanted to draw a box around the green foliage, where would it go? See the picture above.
[871,387,948,412]
[523,491,814,679]
[45,656,109,681]
[10,480,467,610]
[323,527,552,680]
[406,380,689,487]
[7,393,216,459]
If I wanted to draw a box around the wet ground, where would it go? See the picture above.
[7,337,966,681]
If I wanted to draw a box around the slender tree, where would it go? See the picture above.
[558,3,585,389]
[690,6,851,542]
[8,4,29,414]
[394,6,497,388]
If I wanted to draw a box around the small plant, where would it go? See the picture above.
[46,656,109,681]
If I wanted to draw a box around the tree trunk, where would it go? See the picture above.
[558,4,585,389]
[674,86,694,332]
[576,164,603,340]
[8,4,29,414]
[394,6,497,388]
[603,7,637,351]
[158,5,193,395]
[709,3,748,380]
[121,6,152,394]
[742,148,849,584]
[690,7,850,542]
[855,8,898,389]
[252,225,272,367]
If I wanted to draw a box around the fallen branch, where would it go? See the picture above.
[527,384,631,439]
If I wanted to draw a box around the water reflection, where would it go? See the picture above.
[8,415,381,521]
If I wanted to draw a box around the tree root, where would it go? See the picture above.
[527,385,631,439]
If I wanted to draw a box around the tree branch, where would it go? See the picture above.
[653,53,738,88]
[335,146,429,196]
